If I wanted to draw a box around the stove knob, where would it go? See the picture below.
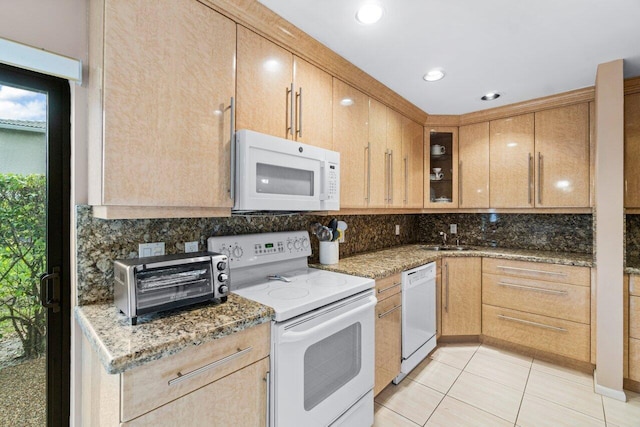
[287,240,293,250]
[232,246,243,258]
[218,285,228,294]
[218,273,228,282]
[294,239,301,250]
[301,237,309,249]
[217,261,227,271]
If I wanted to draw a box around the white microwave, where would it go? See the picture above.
[233,130,340,212]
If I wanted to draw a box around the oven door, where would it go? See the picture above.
[272,290,376,427]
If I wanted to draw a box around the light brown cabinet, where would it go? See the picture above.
[333,79,369,208]
[402,118,424,208]
[425,128,459,208]
[440,257,481,336]
[88,0,236,218]
[82,323,270,426]
[368,100,404,208]
[489,114,535,208]
[459,122,490,208]
[482,259,591,362]
[624,93,640,208]
[534,103,590,207]
[629,275,640,382]
[374,273,402,395]
[236,27,333,148]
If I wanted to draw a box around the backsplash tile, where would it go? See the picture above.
[418,213,593,254]
[626,215,640,268]
[75,205,420,305]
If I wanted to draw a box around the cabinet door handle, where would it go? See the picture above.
[459,160,463,206]
[444,262,449,313]
[168,346,253,386]
[404,156,408,205]
[229,97,236,201]
[497,281,568,295]
[378,282,401,294]
[528,153,533,205]
[286,83,294,136]
[497,314,567,332]
[537,152,543,205]
[496,265,567,277]
[389,150,394,204]
[366,142,371,203]
[296,87,303,138]
[378,304,402,318]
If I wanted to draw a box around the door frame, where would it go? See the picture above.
[0,62,71,426]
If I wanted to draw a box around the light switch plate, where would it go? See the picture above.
[395,225,400,235]
[184,241,199,253]
[139,242,165,257]
[450,224,457,234]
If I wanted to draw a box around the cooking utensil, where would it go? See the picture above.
[310,222,324,236]
[328,218,338,241]
[317,226,333,242]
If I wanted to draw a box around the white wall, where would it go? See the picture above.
[0,1,89,425]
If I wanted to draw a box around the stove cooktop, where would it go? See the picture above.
[233,267,374,322]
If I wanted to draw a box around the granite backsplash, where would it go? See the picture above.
[626,215,640,268]
[418,213,593,254]
[75,205,420,305]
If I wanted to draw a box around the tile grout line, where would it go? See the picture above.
[375,402,422,427]
[513,359,533,427]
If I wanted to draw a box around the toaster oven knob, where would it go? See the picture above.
[218,273,228,282]
[217,261,227,271]
[218,285,229,294]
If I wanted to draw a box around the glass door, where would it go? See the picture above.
[0,63,70,426]
[426,128,458,208]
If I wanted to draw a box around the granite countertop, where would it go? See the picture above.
[626,266,640,275]
[75,293,274,374]
[311,244,594,279]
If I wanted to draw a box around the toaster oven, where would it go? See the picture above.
[113,252,229,325]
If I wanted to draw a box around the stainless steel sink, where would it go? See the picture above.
[421,245,474,251]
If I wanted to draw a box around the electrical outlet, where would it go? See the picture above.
[450,224,457,234]
[395,225,400,235]
[184,241,199,253]
[139,242,165,257]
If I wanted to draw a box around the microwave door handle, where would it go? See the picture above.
[319,160,328,201]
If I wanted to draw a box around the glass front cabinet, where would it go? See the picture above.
[424,127,458,208]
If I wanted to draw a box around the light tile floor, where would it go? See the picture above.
[374,343,640,426]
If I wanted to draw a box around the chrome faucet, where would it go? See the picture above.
[439,231,448,246]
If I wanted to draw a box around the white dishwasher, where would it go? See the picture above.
[394,262,437,384]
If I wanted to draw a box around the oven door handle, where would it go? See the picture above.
[279,297,376,344]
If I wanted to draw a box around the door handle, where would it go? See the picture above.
[40,266,60,313]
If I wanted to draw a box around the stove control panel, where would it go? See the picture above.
[208,231,311,268]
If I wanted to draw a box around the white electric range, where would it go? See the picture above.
[208,231,375,427]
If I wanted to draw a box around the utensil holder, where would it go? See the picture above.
[319,241,339,265]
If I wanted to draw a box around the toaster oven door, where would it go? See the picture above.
[135,261,214,314]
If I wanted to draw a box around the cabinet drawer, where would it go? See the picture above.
[123,358,269,427]
[375,273,402,299]
[482,273,590,324]
[631,275,640,297]
[482,258,590,287]
[631,338,640,382]
[482,304,590,362]
[375,293,402,395]
[121,322,270,422]
[631,295,640,339]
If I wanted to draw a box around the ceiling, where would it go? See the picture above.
[257,0,640,115]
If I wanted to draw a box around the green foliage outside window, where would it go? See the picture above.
[0,173,46,358]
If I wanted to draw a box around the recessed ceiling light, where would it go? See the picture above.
[356,4,384,25]
[481,92,500,101]
[423,70,445,82]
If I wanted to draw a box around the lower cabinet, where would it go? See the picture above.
[82,322,270,426]
[482,258,591,362]
[440,257,482,336]
[374,273,402,395]
[629,275,640,382]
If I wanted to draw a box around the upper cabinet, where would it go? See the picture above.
[534,103,590,208]
[625,93,640,208]
[425,128,458,208]
[401,118,424,208]
[236,27,333,148]
[88,0,236,218]
[459,122,490,208]
[489,114,535,208]
[333,79,369,208]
